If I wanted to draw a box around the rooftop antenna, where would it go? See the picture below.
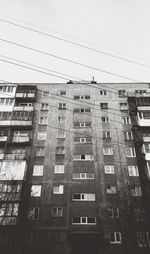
[91,76,97,84]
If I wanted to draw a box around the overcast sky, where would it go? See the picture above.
[0,0,150,83]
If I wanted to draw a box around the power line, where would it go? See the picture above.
[0,54,84,82]
[1,14,149,67]
[0,58,69,81]
[0,53,145,98]
[1,17,150,70]
[0,38,140,82]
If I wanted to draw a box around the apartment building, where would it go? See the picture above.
[0,82,149,254]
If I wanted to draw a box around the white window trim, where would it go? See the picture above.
[104,165,115,174]
[110,232,122,244]
[33,165,44,176]
[73,155,94,161]
[72,193,95,201]
[72,173,94,179]
[54,165,64,174]
[103,148,113,155]
[72,217,96,225]
[128,166,139,176]
[126,148,136,157]
[53,185,64,194]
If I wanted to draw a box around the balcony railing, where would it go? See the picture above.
[16,92,36,99]
[0,154,4,159]
[13,106,34,111]
[0,136,7,142]
[13,136,30,143]
[138,119,150,127]
[4,153,26,160]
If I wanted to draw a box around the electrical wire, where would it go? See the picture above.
[1,17,150,70]
[0,38,140,82]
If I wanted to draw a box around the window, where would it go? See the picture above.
[59,103,66,109]
[101,116,109,123]
[58,116,65,123]
[0,98,14,106]
[100,103,108,109]
[37,132,47,140]
[124,131,133,140]
[43,91,49,97]
[137,232,150,247]
[74,95,90,100]
[100,90,107,96]
[0,86,14,93]
[104,165,115,174]
[73,155,94,160]
[53,185,64,194]
[52,207,63,217]
[138,112,150,120]
[74,137,92,143]
[143,143,150,153]
[110,232,122,244]
[57,131,66,138]
[56,147,65,154]
[0,160,26,180]
[74,108,91,113]
[128,166,139,176]
[131,186,142,197]
[108,208,119,218]
[103,147,113,155]
[126,148,136,157]
[0,112,12,120]
[31,185,41,197]
[135,90,147,95]
[41,103,49,110]
[72,193,95,201]
[118,90,126,97]
[72,173,94,179]
[106,185,117,194]
[120,102,128,111]
[28,207,39,220]
[39,116,48,125]
[103,131,111,139]
[72,217,96,224]
[33,165,44,176]
[54,165,64,174]
[36,147,45,157]
[59,91,67,96]
[0,203,19,217]
[134,208,145,221]
[122,116,131,124]
[13,131,29,142]
[74,122,92,128]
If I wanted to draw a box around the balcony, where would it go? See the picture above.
[12,136,30,143]
[10,120,32,126]
[13,106,34,111]
[0,136,7,142]
[143,136,150,142]
[145,153,150,161]
[137,106,150,111]
[138,119,150,127]
[4,153,26,160]
[15,92,36,101]
[0,154,4,159]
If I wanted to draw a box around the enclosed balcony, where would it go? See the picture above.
[4,153,27,160]
[143,134,150,142]
[143,144,150,161]
[15,85,37,101]
[13,106,33,112]
[137,112,150,127]
[0,85,16,98]
[0,136,7,143]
